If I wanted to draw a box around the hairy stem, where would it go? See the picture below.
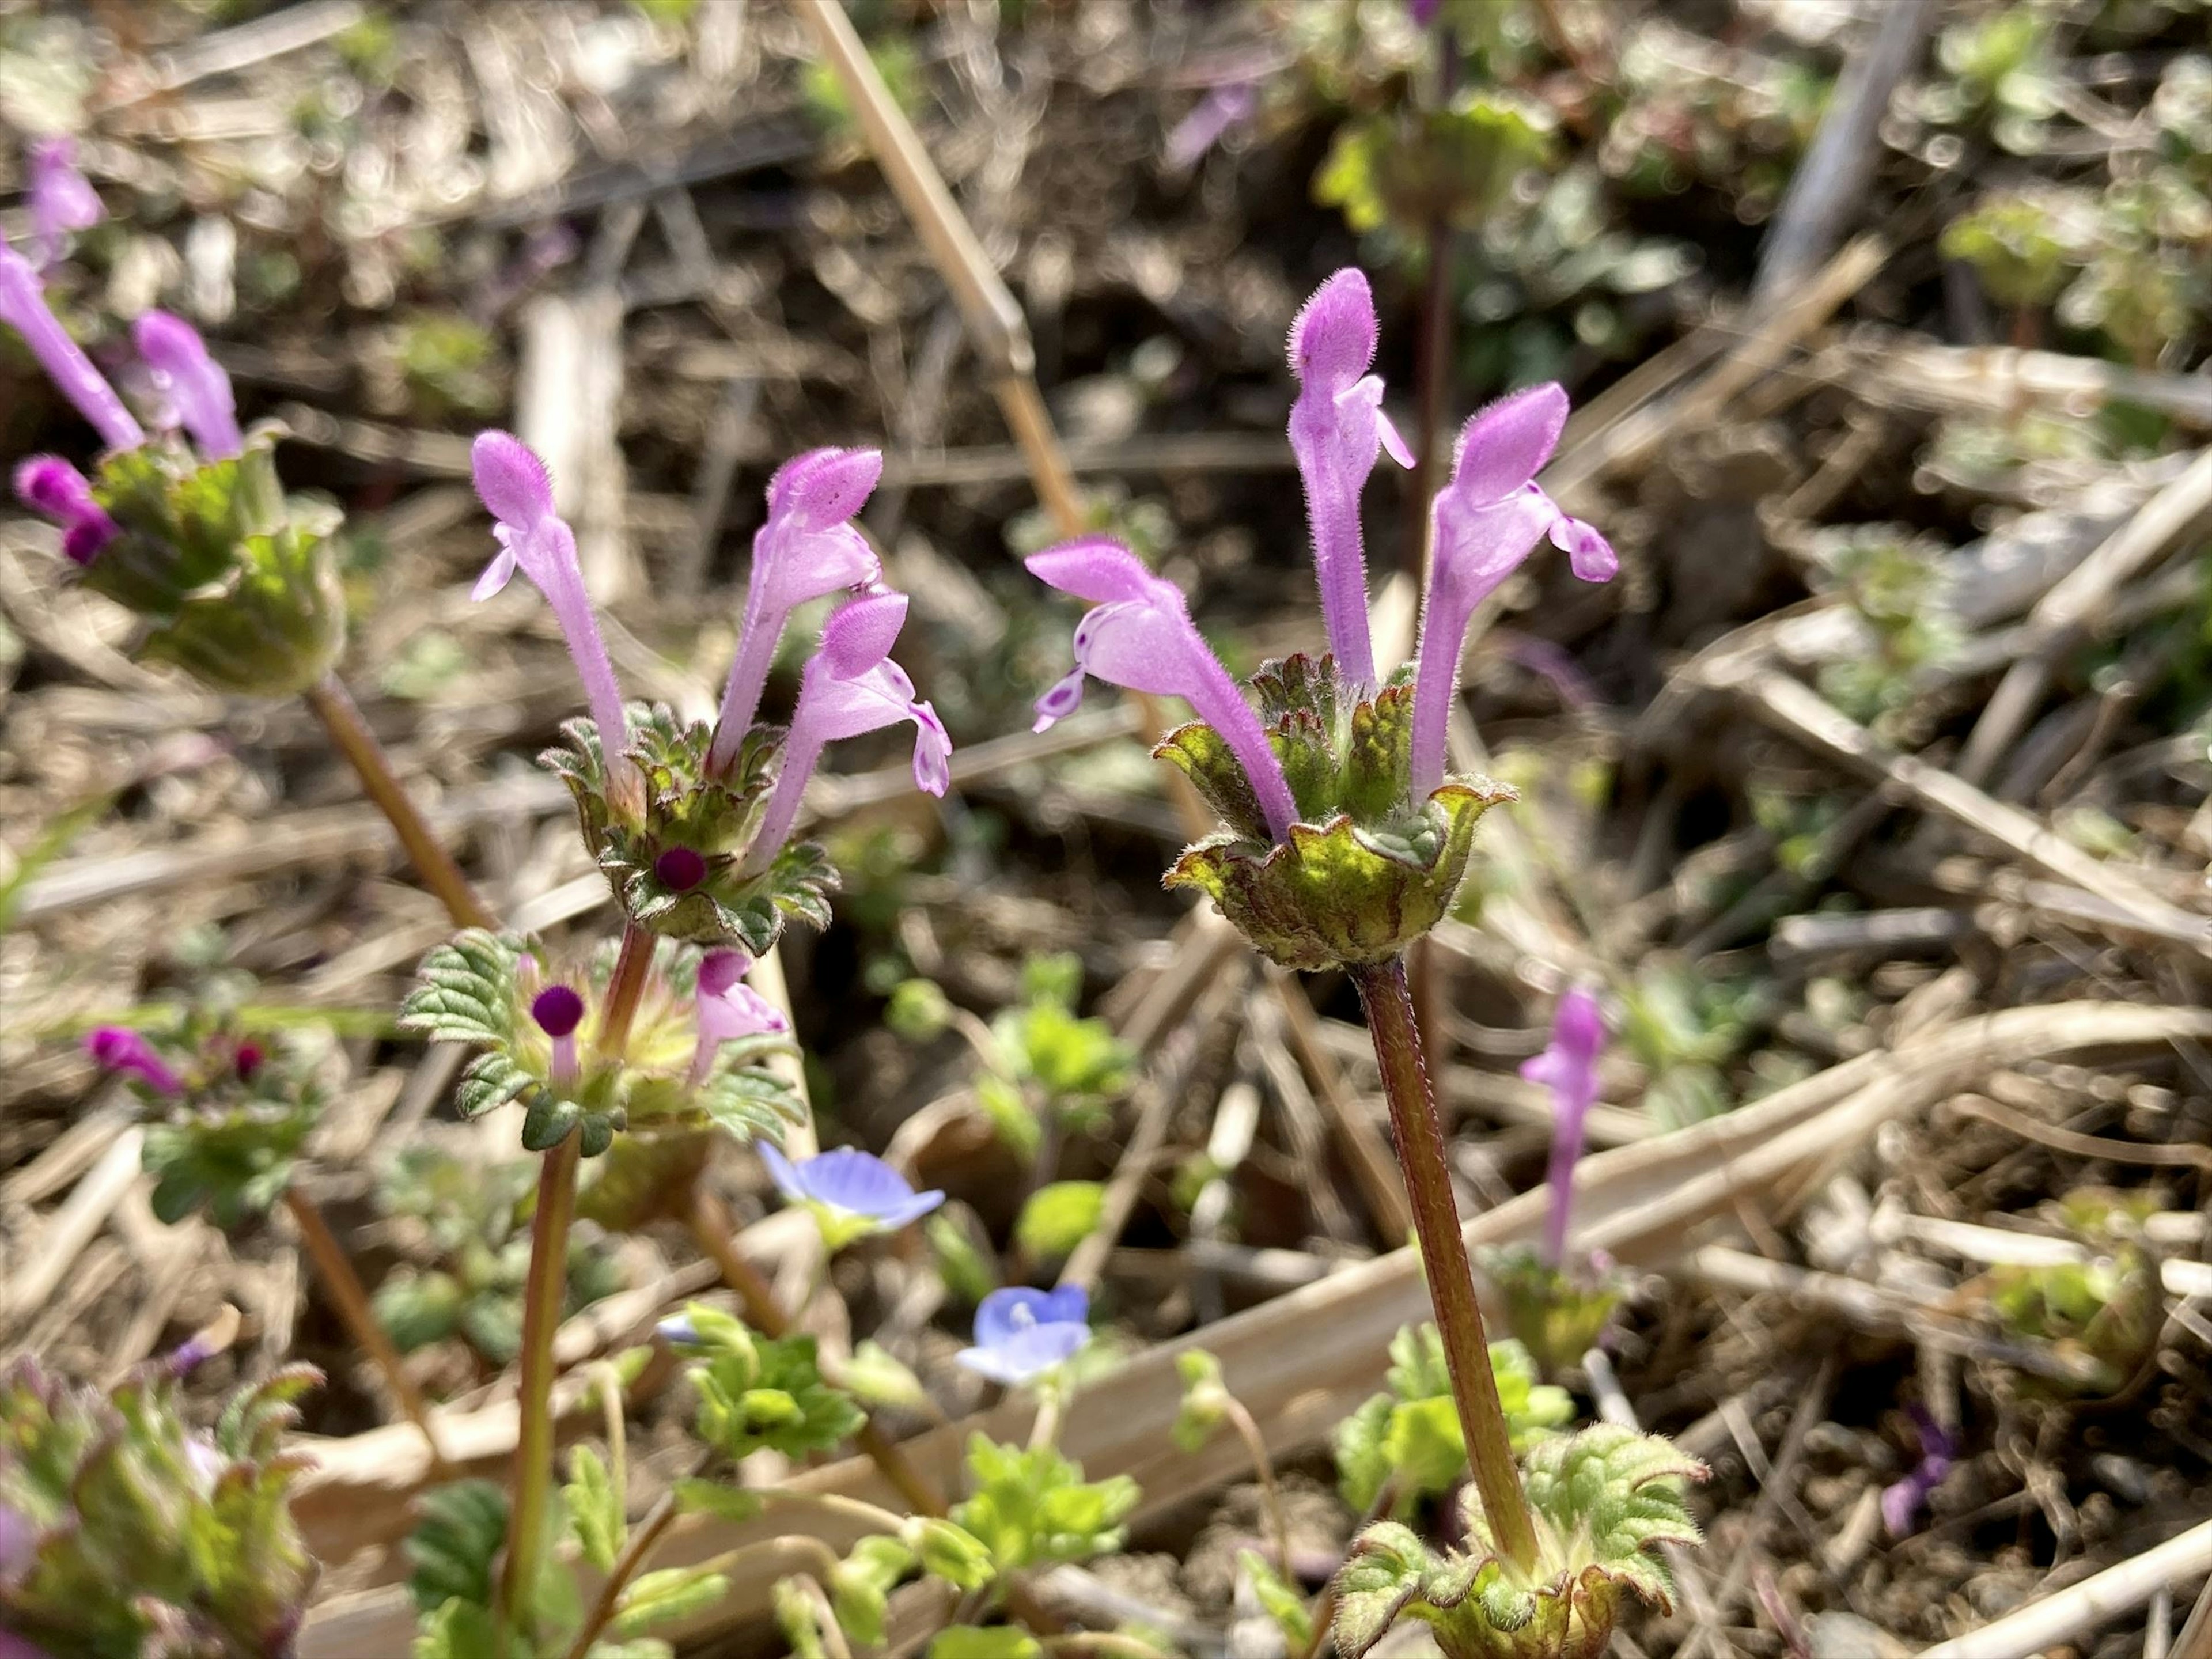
[687,1187,950,1517]
[1349,956,1537,1571]
[302,673,495,930]
[498,1132,582,1641]
[597,922,656,1055]
[281,1184,448,1475]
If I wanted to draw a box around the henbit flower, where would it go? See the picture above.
[1165,81,1259,168]
[690,948,790,1085]
[0,245,145,453]
[133,311,242,461]
[28,137,101,269]
[743,592,950,872]
[956,1285,1092,1387]
[531,984,586,1089]
[1407,385,1617,799]
[15,455,117,563]
[1522,986,1606,1268]
[84,1027,183,1096]
[470,431,630,764]
[1287,269,1414,693]
[759,1143,944,1250]
[1880,1408,1957,1538]
[1028,538,1297,840]
[708,447,885,774]
[656,846,707,892]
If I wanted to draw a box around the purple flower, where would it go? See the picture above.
[1287,270,1414,692]
[531,984,586,1088]
[956,1285,1091,1386]
[1166,82,1259,169]
[1881,1408,1957,1538]
[760,1143,944,1248]
[1028,538,1297,841]
[471,431,630,765]
[691,949,790,1085]
[133,311,242,461]
[1407,0,1441,25]
[28,137,101,270]
[0,1499,37,1584]
[709,448,885,775]
[84,1027,183,1095]
[656,846,707,892]
[15,455,116,564]
[744,592,950,870]
[1407,385,1615,798]
[1522,986,1605,1267]
[0,245,144,453]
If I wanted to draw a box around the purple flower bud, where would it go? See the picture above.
[470,431,630,764]
[691,949,790,1084]
[1165,82,1259,169]
[1027,538,1297,840]
[759,1143,944,1245]
[1408,385,1615,798]
[1880,1408,1957,1538]
[28,137,101,270]
[656,846,707,892]
[1522,987,1605,1267]
[532,984,586,1089]
[132,311,242,461]
[15,454,117,563]
[84,1027,184,1095]
[232,1040,266,1081]
[956,1285,1092,1386]
[744,592,950,871]
[709,447,886,774]
[0,246,144,453]
[1288,270,1413,692]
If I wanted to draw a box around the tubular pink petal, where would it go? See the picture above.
[1025,539,1164,605]
[1287,268,1379,391]
[818,590,908,677]
[692,949,790,1083]
[1522,987,1606,1266]
[767,446,884,528]
[15,453,118,564]
[1551,514,1618,581]
[0,246,143,453]
[1449,383,1569,506]
[469,430,558,528]
[29,137,101,268]
[1032,664,1088,732]
[132,310,242,460]
[1287,271,1393,689]
[911,702,952,796]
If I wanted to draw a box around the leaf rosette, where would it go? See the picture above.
[1334,1425,1705,1659]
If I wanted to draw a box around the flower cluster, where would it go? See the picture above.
[81,1017,320,1230]
[3,143,343,696]
[1030,269,1613,972]
[475,432,950,957]
[402,930,802,1160]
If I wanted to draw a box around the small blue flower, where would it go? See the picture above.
[760,1144,945,1251]
[956,1286,1091,1386]
[656,1314,700,1346]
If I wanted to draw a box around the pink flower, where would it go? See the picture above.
[470,431,630,764]
[1288,269,1414,692]
[85,1027,183,1095]
[1166,82,1259,168]
[1522,986,1606,1267]
[28,137,101,269]
[709,448,885,774]
[1028,537,1297,841]
[133,311,242,461]
[691,949,790,1084]
[1407,385,1614,798]
[15,455,117,564]
[0,245,143,453]
[745,592,951,869]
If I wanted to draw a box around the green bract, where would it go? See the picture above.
[84,428,345,697]
[1160,654,1513,972]
[543,707,838,953]
[1475,1244,1628,1380]
[1334,1426,1705,1659]
[400,930,804,1158]
[0,1356,321,1659]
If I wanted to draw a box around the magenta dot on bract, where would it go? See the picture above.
[656,846,707,891]
[532,984,586,1037]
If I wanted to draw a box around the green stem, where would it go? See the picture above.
[560,1488,681,1659]
[501,923,654,1641]
[1349,955,1537,1573]
[303,673,496,930]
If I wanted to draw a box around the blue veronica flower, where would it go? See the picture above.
[956,1285,1091,1386]
[760,1144,945,1251]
